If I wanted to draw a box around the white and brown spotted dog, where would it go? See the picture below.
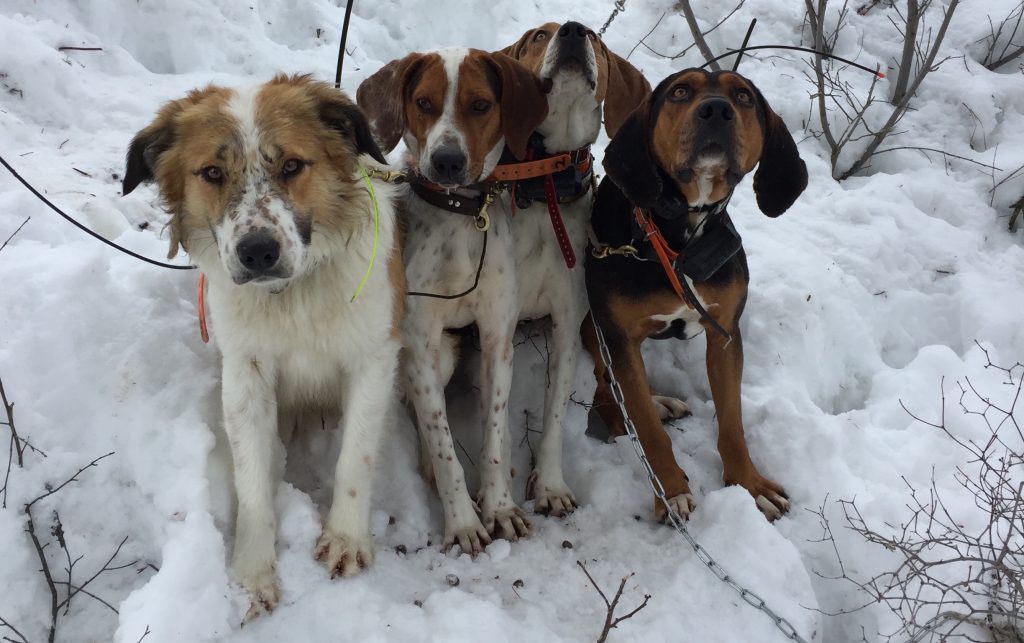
[122,75,404,617]
[357,49,548,553]
[498,21,651,516]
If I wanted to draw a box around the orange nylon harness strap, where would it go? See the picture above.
[634,208,688,304]
[198,272,210,343]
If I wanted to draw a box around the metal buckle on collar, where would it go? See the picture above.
[363,167,408,184]
[591,242,638,259]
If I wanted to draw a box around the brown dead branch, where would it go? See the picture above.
[676,0,723,70]
[24,452,118,643]
[0,217,30,255]
[577,560,652,643]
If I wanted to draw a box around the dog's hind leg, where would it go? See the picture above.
[221,354,284,620]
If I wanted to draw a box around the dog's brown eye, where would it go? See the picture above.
[415,97,434,114]
[200,166,223,184]
[282,158,305,179]
[669,85,690,102]
[736,89,752,105]
[470,99,492,114]
[534,31,548,42]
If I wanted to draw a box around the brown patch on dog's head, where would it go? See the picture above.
[603,68,806,214]
[501,22,649,140]
[124,75,386,286]
[358,48,547,186]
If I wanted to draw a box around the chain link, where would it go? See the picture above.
[592,319,811,643]
[599,0,627,36]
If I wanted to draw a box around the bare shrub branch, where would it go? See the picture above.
[23,452,126,643]
[676,0,723,70]
[577,560,652,643]
[804,0,962,180]
[632,2,745,62]
[812,353,1023,641]
[979,1,1024,71]
[0,216,30,255]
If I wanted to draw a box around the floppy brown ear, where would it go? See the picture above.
[602,96,662,208]
[314,88,388,165]
[598,44,652,138]
[484,52,549,160]
[356,54,425,153]
[750,86,807,217]
[499,30,532,58]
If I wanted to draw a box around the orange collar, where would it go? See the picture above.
[198,272,209,343]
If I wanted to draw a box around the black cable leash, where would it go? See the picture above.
[0,154,195,271]
[704,44,885,78]
[406,230,488,299]
[334,0,356,88]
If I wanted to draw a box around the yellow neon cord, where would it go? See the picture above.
[351,165,380,302]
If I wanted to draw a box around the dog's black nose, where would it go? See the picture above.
[236,232,281,273]
[430,147,467,184]
[558,21,587,40]
[697,98,734,124]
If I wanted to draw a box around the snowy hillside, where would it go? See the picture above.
[1,0,1022,642]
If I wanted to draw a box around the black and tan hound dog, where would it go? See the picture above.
[584,68,808,522]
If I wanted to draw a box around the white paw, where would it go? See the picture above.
[526,471,578,517]
[659,493,697,523]
[235,563,280,622]
[444,516,492,556]
[314,527,374,578]
[756,492,791,522]
[653,395,691,421]
[480,499,531,541]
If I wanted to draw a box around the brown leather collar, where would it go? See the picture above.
[408,180,490,217]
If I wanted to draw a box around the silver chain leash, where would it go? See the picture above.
[592,319,811,642]
[599,0,627,36]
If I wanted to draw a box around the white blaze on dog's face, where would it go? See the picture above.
[356,48,548,187]
[122,75,386,289]
[501,21,651,151]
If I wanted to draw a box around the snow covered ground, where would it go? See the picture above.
[1,0,1022,641]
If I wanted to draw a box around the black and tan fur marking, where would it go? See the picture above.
[585,68,808,522]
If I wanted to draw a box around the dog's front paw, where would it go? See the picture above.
[235,564,280,623]
[481,502,531,542]
[314,528,374,578]
[656,492,697,523]
[526,470,578,517]
[726,469,791,521]
[444,517,492,556]
[652,395,691,421]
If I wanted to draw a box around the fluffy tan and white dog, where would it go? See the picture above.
[122,75,404,618]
